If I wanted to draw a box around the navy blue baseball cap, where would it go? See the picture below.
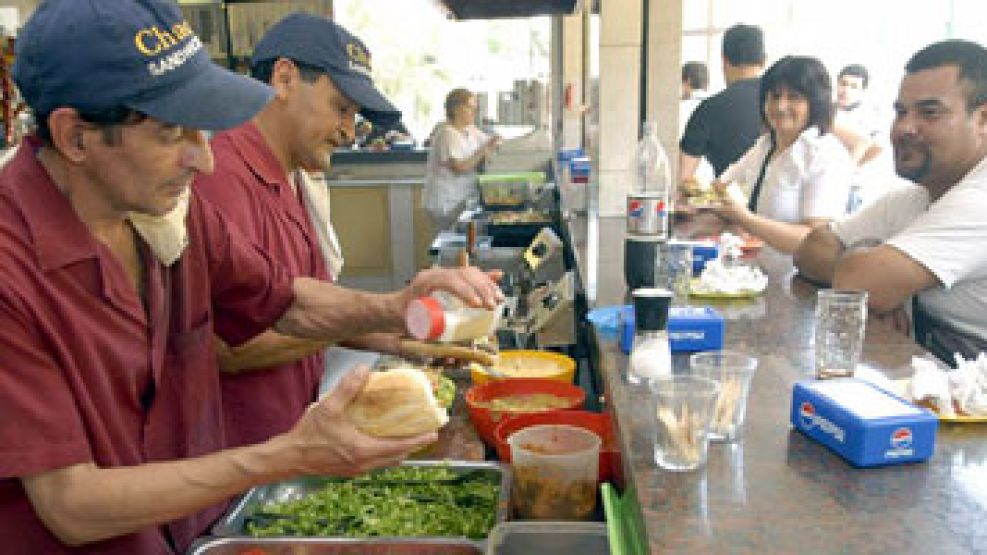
[14,0,273,130]
[251,13,401,127]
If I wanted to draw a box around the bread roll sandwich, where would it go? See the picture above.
[345,367,450,438]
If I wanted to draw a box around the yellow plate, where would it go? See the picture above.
[688,278,764,299]
[892,378,987,423]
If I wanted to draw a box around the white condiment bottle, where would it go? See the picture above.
[628,288,673,384]
[405,291,502,343]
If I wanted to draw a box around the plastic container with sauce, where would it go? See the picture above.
[508,424,600,520]
[406,291,503,343]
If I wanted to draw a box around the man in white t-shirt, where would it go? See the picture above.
[794,40,987,364]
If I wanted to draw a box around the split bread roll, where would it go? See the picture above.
[345,367,450,438]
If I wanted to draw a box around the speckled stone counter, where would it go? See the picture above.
[569,213,987,554]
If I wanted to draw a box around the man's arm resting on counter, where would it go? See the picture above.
[832,243,940,313]
[20,367,434,546]
[793,225,846,285]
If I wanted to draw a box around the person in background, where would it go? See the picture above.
[679,61,714,186]
[701,56,854,254]
[0,1,501,552]
[832,63,899,210]
[679,24,766,182]
[423,88,501,231]
[680,61,709,134]
[194,13,427,449]
[835,64,884,140]
[794,40,987,364]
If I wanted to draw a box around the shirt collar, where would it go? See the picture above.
[223,120,290,191]
[7,140,99,271]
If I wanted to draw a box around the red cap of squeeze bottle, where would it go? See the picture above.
[405,296,446,340]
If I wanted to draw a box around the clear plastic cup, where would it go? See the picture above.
[814,289,868,379]
[508,424,601,519]
[649,376,720,471]
[690,351,759,442]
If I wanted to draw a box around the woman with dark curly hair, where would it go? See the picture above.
[706,55,854,253]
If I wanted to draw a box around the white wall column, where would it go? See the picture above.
[645,0,684,178]
[596,0,643,216]
[558,6,587,150]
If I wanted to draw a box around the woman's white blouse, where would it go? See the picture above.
[720,126,853,223]
[423,123,490,216]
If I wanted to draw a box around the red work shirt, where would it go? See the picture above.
[0,142,295,553]
[194,122,330,448]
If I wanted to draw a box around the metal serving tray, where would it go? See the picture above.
[187,537,484,555]
[210,461,510,547]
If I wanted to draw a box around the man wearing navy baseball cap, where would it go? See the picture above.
[196,13,432,455]
[0,2,501,552]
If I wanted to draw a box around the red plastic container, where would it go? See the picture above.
[494,410,618,483]
[465,378,585,446]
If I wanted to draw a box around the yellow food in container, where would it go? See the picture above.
[471,350,576,385]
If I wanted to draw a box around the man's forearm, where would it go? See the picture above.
[23,441,292,546]
[275,278,406,342]
[216,332,330,373]
[793,226,845,285]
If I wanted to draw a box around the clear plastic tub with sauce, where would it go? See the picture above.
[507,424,600,520]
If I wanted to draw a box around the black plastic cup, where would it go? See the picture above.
[631,287,673,332]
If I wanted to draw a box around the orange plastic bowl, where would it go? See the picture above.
[493,410,618,483]
[465,378,585,446]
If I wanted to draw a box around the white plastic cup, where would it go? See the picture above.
[508,424,601,519]
[690,351,758,442]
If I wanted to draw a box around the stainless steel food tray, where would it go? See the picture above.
[187,537,484,554]
[210,461,510,546]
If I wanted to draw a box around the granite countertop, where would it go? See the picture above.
[565,209,987,553]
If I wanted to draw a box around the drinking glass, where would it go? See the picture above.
[649,376,720,471]
[813,289,868,379]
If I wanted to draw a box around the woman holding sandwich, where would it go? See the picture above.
[703,56,854,253]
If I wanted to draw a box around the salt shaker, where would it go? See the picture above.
[629,287,673,384]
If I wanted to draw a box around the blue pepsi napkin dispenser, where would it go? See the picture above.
[669,239,719,275]
[790,379,938,468]
[619,305,725,354]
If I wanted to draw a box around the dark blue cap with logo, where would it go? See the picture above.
[14,0,273,130]
[251,13,401,127]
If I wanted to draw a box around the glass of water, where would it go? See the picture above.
[813,289,868,379]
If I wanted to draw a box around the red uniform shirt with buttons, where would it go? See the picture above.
[0,141,295,553]
[194,121,330,449]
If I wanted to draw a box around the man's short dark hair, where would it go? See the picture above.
[905,39,987,112]
[35,106,147,146]
[249,58,326,86]
[838,64,870,88]
[760,56,834,136]
[682,62,709,90]
[722,24,765,67]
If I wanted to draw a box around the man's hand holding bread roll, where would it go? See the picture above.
[276,365,438,478]
[345,367,450,438]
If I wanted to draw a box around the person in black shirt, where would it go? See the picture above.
[679,24,766,181]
